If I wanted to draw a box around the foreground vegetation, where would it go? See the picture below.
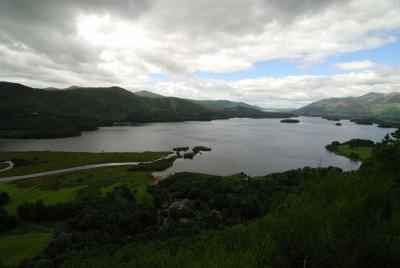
[0,232,52,266]
[1,130,400,267]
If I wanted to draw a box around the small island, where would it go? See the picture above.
[173,147,190,158]
[322,115,342,121]
[173,147,189,152]
[280,119,300,123]
[325,139,375,161]
[192,146,212,153]
[335,122,342,126]
[181,146,212,159]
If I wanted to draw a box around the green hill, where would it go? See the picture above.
[0,82,293,138]
[134,90,165,98]
[191,99,262,111]
[133,89,263,111]
[296,92,400,118]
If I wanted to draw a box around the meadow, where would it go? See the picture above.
[325,139,374,161]
[0,151,169,177]
[0,232,52,266]
[0,161,168,214]
[335,144,372,160]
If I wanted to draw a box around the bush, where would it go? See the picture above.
[344,139,375,148]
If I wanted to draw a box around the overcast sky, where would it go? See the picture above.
[1,0,400,107]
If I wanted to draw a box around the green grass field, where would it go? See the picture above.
[0,151,170,177]
[0,166,158,213]
[0,182,84,214]
[336,144,372,160]
[0,151,172,213]
[0,232,52,266]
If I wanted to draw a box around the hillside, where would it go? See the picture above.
[191,99,262,111]
[296,92,400,118]
[133,89,262,111]
[0,82,293,139]
[134,90,165,98]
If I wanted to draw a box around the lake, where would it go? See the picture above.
[0,117,394,176]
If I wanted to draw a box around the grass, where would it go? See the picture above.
[0,151,175,214]
[0,165,160,213]
[0,182,84,214]
[99,170,156,203]
[336,144,372,160]
[0,232,52,266]
[0,151,170,177]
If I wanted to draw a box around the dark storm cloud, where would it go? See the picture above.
[144,0,349,37]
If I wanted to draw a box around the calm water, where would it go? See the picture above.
[0,117,394,176]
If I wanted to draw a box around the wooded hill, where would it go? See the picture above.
[0,82,293,139]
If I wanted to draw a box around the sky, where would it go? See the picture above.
[0,0,400,108]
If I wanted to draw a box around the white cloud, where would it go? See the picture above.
[333,60,376,71]
[139,67,400,108]
[0,0,400,107]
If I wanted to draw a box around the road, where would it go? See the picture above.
[0,155,172,182]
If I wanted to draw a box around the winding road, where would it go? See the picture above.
[0,161,13,173]
[0,155,172,182]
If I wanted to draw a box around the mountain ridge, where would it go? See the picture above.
[0,81,293,139]
[133,89,263,110]
[296,91,400,117]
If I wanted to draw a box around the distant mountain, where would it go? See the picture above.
[191,99,262,111]
[296,92,400,118]
[134,90,165,98]
[262,108,295,113]
[133,89,262,110]
[0,82,293,138]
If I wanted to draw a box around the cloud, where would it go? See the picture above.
[333,60,376,71]
[140,67,400,108]
[0,0,400,107]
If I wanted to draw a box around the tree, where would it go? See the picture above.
[0,192,10,206]
[0,208,16,232]
[382,129,400,145]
